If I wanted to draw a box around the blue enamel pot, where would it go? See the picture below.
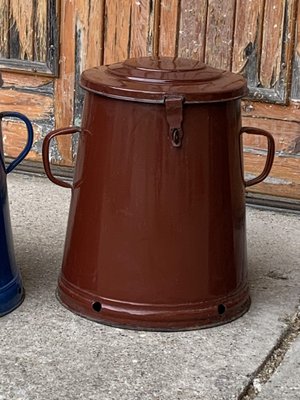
[0,111,33,316]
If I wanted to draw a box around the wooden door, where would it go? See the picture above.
[0,0,299,204]
[0,0,64,165]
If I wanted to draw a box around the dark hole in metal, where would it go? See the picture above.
[218,304,226,315]
[92,301,102,312]
[172,129,180,145]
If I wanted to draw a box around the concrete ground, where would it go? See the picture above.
[0,173,299,400]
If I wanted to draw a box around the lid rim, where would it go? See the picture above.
[80,81,248,104]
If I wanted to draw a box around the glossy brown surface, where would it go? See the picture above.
[43,57,275,330]
[80,56,248,103]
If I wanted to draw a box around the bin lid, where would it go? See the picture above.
[80,56,248,103]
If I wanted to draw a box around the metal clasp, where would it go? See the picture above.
[164,96,185,148]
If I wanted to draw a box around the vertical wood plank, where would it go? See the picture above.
[9,0,34,60]
[54,0,75,165]
[0,0,9,57]
[34,0,47,62]
[153,0,161,56]
[104,0,132,64]
[205,0,236,70]
[232,0,264,86]
[130,0,153,57]
[73,0,105,128]
[178,0,207,60]
[104,0,154,64]
[291,4,300,100]
[159,0,180,57]
[260,0,285,88]
[74,0,105,70]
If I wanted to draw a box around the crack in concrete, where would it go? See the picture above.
[238,307,300,400]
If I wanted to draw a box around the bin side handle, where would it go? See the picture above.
[240,127,275,187]
[0,111,34,174]
[42,127,82,189]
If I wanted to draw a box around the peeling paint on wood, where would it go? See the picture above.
[233,0,297,105]
[53,0,75,165]
[34,0,47,62]
[0,0,59,76]
[0,88,53,119]
[2,115,55,162]
[205,0,235,70]
[178,0,207,60]
[9,0,34,60]
[232,0,264,86]
[73,0,105,130]
[0,0,10,57]
[260,0,285,89]
[291,6,300,100]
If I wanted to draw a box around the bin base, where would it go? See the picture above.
[57,275,251,331]
[0,275,25,317]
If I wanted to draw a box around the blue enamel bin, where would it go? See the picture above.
[0,106,33,316]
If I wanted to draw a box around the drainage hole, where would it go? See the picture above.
[92,302,102,312]
[218,304,226,315]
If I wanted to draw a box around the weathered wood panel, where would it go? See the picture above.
[242,101,300,199]
[104,0,132,64]
[159,0,180,57]
[53,0,75,165]
[73,0,105,125]
[233,0,297,104]
[0,0,9,58]
[260,0,285,89]
[34,0,47,62]
[9,0,49,62]
[153,0,161,56]
[291,5,300,100]
[0,72,54,162]
[77,0,105,69]
[232,0,264,85]
[242,117,300,156]
[0,88,53,119]
[2,120,41,161]
[242,100,300,123]
[244,153,300,200]
[178,0,207,60]
[1,72,52,88]
[104,0,154,64]
[9,0,34,60]
[205,0,236,69]
[0,0,59,75]
[130,0,154,57]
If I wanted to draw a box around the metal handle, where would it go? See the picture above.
[240,126,275,187]
[0,111,34,174]
[42,127,82,189]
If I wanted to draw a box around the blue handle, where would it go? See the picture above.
[0,111,34,174]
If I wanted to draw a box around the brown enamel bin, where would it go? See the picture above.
[43,57,275,330]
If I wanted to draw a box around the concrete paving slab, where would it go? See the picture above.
[256,336,300,400]
[0,173,299,400]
